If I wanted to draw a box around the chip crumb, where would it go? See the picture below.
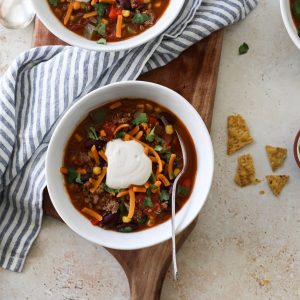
[227,114,253,155]
[235,154,257,187]
[265,145,287,171]
[266,175,289,197]
[259,190,265,195]
[259,279,270,286]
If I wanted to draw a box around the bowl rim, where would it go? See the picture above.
[294,130,300,168]
[31,0,185,52]
[46,81,214,250]
[280,0,300,50]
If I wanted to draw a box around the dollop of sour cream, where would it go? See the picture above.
[105,139,152,189]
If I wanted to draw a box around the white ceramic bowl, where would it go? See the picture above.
[280,0,300,49]
[32,0,185,52]
[46,81,214,250]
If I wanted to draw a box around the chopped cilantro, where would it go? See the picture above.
[101,183,121,195]
[163,151,172,162]
[132,13,150,24]
[75,173,82,184]
[49,0,58,6]
[155,135,164,144]
[115,131,126,139]
[154,145,163,152]
[148,173,155,184]
[88,127,99,140]
[137,215,148,224]
[95,23,106,36]
[67,168,77,183]
[132,113,148,125]
[177,185,190,197]
[119,204,127,216]
[160,189,169,202]
[94,3,109,17]
[119,226,133,233]
[239,42,249,55]
[143,189,153,208]
[146,127,156,142]
[97,38,107,45]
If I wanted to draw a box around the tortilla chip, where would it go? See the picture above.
[265,145,287,171]
[227,114,253,155]
[235,154,257,187]
[266,175,289,197]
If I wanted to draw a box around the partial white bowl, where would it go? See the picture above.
[46,81,214,250]
[280,0,300,49]
[32,0,185,52]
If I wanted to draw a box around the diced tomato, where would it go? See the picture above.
[163,134,172,145]
[102,121,117,140]
[108,5,122,20]
[149,116,157,127]
[90,218,99,225]
[135,193,145,205]
[181,178,192,189]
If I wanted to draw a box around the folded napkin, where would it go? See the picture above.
[0,0,257,272]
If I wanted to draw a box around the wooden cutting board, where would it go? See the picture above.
[34,19,223,300]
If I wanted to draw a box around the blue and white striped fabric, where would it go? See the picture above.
[0,0,257,272]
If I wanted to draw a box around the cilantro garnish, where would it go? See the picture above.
[160,189,169,202]
[132,13,150,24]
[146,127,156,142]
[132,113,148,125]
[101,183,121,195]
[95,23,106,36]
[154,145,163,152]
[115,131,126,139]
[67,168,78,183]
[177,185,190,197]
[94,3,109,17]
[88,127,99,140]
[49,0,58,6]
[143,189,153,208]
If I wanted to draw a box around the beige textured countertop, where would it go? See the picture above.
[1,1,300,299]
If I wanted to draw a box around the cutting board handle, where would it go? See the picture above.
[107,220,197,300]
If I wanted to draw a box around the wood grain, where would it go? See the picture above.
[35,19,223,300]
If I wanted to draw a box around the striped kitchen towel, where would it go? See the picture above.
[0,0,258,272]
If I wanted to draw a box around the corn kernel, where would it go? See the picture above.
[154,1,161,8]
[74,133,83,142]
[165,124,174,135]
[122,10,130,17]
[174,168,181,177]
[122,216,132,223]
[93,166,101,175]
[144,0,151,3]
[73,2,81,10]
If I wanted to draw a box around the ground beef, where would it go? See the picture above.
[81,183,119,213]
[143,10,155,26]
[112,112,132,124]
[102,199,119,214]
[74,152,93,166]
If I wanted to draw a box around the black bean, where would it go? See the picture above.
[117,0,131,9]
[102,213,120,226]
[81,173,92,183]
[157,112,176,125]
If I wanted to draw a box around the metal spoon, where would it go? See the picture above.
[171,130,187,280]
[0,0,35,29]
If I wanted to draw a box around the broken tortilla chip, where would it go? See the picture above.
[266,175,289,197]
[227,114,253,155]
[265,145,287,171]
[235,154,257,187]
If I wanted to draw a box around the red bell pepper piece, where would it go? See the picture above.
[108,5,122,20]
